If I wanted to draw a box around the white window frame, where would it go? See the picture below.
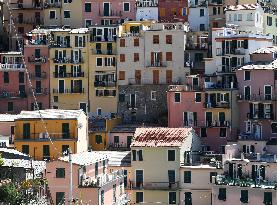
[151,91,157,101]
[167,149,176,161]
[238,13,242,21]
[195,92,201,103]
[85,19,92,27]
[105,57,114,67]
[123,2,130,12]
[264,85,272,100]
[174,92,181,103]
[79,102,87,112]
[244,70,251,81]
[49,10,56,19]
[253,102,259,119]
[84,2,92,12]
[96,57,103,67]
[244,85,251,99]
[103,2,111,16]
[64,10,71,18]
[97,107,102,116]
[264,103,271,119]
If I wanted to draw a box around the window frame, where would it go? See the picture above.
[167,150,176,161]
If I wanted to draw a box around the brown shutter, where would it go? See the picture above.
[166,70,172,84]
[151,52,154,65]
[119,71,125,80]
[166,52,172,61]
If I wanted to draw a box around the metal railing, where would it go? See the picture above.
[92,49,114,55]
[128,181,179,190]
[29,72,47,79]
[99,10,122,17]
[237,94,276,101]
[94,81,116,87]
[0,63,25,70]
[29,88,48,95]
[28,56,47,63]
[53,72,85,78]
[53,57,84,64]
[204,101,230,108]
[184,120,230,127]
[52,88,85,94]
[145,61,168,67]
[0,91,26,99]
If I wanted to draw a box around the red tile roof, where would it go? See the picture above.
[131,127,194,147]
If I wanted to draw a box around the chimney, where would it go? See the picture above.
[256,153,261,161]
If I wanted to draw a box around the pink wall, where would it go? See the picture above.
[158,0,188,23]
[108,132,133,147]
[251,53,274,63]
[82,0,136,26]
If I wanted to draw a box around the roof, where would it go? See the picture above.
[0,148,28,157]
[0,51,22,55]
[96,151,131,167]
[59,151,109,166]
[131,127,194,147]
[0,114,18,122]
[69,28,89,34]
[238,59,277,70]
[225,3,261,11]
[251,46,277,54]
[17,109,84,120]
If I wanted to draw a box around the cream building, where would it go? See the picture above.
[263,12,277,44]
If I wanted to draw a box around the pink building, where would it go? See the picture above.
[236,47,277,141]
[167,74,239,153]
[0,114,17,146]
[46,151,129,205]
[0,52,28,113]
[158,0,188,23]
[82,0,136,27]
[24,29,50,110]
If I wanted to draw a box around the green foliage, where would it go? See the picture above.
[0,154,4,167]
[0,183,23,204]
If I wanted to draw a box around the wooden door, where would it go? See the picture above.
[153,70,159,84]
[166,70,172,84]
[135,70,141,84]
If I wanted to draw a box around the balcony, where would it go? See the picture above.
[128,181,179,190]
[52,88,85,94]
[91,36,117,42]
[43,2,62,8]
[49,42,70,48]
[108,143,131,151]
[184,120,230,127]
[29,88,48,95]
[204,82,235,89]
[204,101,230,109]
[246,112,274,120]
[29,72,47,79]
[79,169,124,188]
[216,66,236,74]
[186,43,208,50]
[0,63,25,70]
[237,94,276,101]
[94,81,116,87]
[53,58,84,64]
[92,49,114,55]
[28,56,47,64]
[14,17,43,25]
[16,132,75,141]
[238,132,264,141]
[11,2,43,10]
[99,10,122,18]
[53,72,85,78]
[234,48,245,55]
[145,61,168,68]
[0,91,26,99]
[27,39,48,46]
[136,1,158,7]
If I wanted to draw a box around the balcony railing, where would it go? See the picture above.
[184,120,230,127]
[94,81,116,87]
[28,56,47,63]
[237,94,276,101]
[99,10,122,17]
[108,143,131,151]
[204,82,235,89]
[146,61,168,68]
[91,36,117,42]
[16,132,75,141]
[11,2,43,9]
[204,101,230,109]
[238,132,264,141]
[53,58,84,64]
[0,63,25,70]
[49,42,70,48]
[53,88,85,94]
[14,17,43,25]
[29,72,47,79]
[128,181,179,190]
[44,2,62,8]
[246,112,274,120]
[29,88,48,95]
[0,91,26,99]
[92,49,114,55]
[53,72,85,78]
[136,1,158,7]
[186,43,208,50]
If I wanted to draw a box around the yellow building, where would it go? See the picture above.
[88,26,118,115]
[88,117,121,151]
[49,28,90,112]
[43,1,82,28]
[14,109,88,160]
[263,12,277,44]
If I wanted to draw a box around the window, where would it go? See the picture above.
[97,108,102,116]
[132,150,143,161]
[168,150,175,161]
[213,7,217,15]
[3,72,9,83]
[120,54,125,62]
[184,192,192,205]
[219,128,226,138]
[264,85,272,100]
[183,112,197,127]
[134,53,139,62]
[200,128,207,137]
[153,35,159,44]
[134,38,139,46]
[169,192,176,204]
[8,102,13,112]
[56,168,65,178]
[62,145,69,155]
[64,10,70,18]
[85,3,91,12]
[210,172,217,183]
[271,122,277,133]
[184,171,191,183]
[264,192,272,205]
[23,123,30,139]
[151,91,156,101]
[234,14,238,21]
[49,10,56,19]
[96,57,103,66]
[218,188,226,201]
[200,24,205,31]
[96,135,102,144]
[166,35,172,44]
[267,16,273,26]
[85,19,92,27]
[113,184,116,203]
[119,71,125,80]
[195,93,201,102]
[247,13,253,21]
[136,192,143,203]
[95,162,98,176]
[200,9,204,17]
[240,190,248,203]
[22,145,29,155]
[174,93,181,103]
[114,136,119,144]
[123,2,130,12]
[120,39,125,47]
[244,86,251,100]
[244,70,250,81]
[18,72,24,83]
[101,190,104,205]
[238,14,242,21]
[166,52,172,61]
[56,192,65,205]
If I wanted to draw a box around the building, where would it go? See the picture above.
[188,0,209,32]
[3,0,44,50]
[46,151,129,205]
[263,10,277,44]
[128,127,201,204]
[88,25,118,116]
[25,28,51,110]
[81,0,136,27]
[0,51,27,113]
[225,3,264,33]
[0,114,18,146]
[136,0,159,21]
[208,0,226,29]
[14,109,88,160]
[117,21,188,124]
[236,47,277,141]
[88,115,121,151]
[212,143,277,205]
[49,28,90,111]
[158,0,188,23]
